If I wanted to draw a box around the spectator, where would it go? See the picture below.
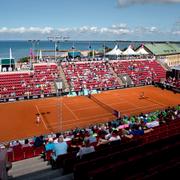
[51,136,68,161]
[22,139,32,148]
[77,139,95,159]
[34,135,44,148]
[45,138,54,151]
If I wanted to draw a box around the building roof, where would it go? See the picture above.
[68,51,81,58]
[0,58,15,65]
[144,43,180,56]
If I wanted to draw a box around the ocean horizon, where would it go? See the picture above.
[0,40,180,60]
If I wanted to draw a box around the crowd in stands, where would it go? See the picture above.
[0,59,178,103]
[62,59,166,92]
[1,104,179,165]
[62,61,121,92]
[0,63,58,100]
[163,77,180,88]
[110,60,166,85]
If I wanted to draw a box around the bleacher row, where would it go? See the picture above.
[7,145,44,162]
[0,63,58,100]
[62,59,166,91]
[52,118,180,180]
[110,60,166,85]
[0,59,167,100]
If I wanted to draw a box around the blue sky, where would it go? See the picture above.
[0,0,180,40]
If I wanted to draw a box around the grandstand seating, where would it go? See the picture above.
[165,78,180,88]
[0,60,169,99]
[110,60,166,85]
[61,61,121,91]
[73,133,180,180]
[7,145,44,162]
[0,63,58,99]
[48,117,180,176]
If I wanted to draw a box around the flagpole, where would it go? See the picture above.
[9,48,12,70]
[103,42,106,60]
[72,41,75,61]
[28,40,40,69]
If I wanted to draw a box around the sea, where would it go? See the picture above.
[0,40,180,60]
[0,40,140,60]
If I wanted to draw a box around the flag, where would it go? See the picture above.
[29,48,34,59]
[39,50,42,60]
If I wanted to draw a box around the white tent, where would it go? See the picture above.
[9,48,13,59]
[106,45,122,56]
[136,45,149,55]
[39,50,43,60]
[122,45,137,56]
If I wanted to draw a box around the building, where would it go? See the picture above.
[0,58,15,72]
[144,42,180,67]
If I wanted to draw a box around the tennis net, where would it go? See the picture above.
[89,94,119,118]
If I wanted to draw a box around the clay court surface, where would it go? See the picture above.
[0,86,180,142]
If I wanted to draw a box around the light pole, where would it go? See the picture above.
[89,42,91,60]
[28,40,40,69]
[103,42,106,60]
[48,36,69,62]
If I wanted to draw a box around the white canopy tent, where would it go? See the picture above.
[122,45,137,56]
[39,50,43,60]
[136,45,149,55]
[106,45,122,56]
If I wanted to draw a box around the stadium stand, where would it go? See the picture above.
[0,63,58,101]
[61,61,122,91]
[110,59,166,86]
[0,59,169,101]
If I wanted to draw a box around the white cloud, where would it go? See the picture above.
[172,31,180,34]
[0,24,179,40]
[58,25,132,35]
[135,26,160,34]
[0,27,54,34]
[118,0,180,6]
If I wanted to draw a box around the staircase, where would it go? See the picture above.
[58,65,70,92]
[106,62,124,86]
[8,157,73,180]
[156,59,171,71]
[50,82,57,95]
[119,74,133,87]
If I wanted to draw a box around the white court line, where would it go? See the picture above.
[120,104,159,113]
[35,105,48,130]
[119,104,160,112]
[62,102,80,122]
[143,97,168,107]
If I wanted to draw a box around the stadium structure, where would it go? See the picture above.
[0,42,180,180]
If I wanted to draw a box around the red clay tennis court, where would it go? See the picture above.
[0,86,180,142]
